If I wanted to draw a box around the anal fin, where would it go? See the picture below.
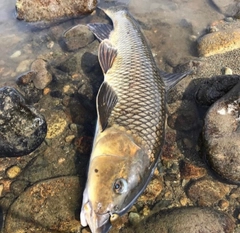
[99,40,117,74]
[97,82,118,132]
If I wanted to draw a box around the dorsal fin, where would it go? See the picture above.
[159,69,192,92]
[87,23,113,41]
[98,40,117,74]
[97,82,118,132]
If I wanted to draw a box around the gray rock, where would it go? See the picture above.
[196,75,240,106]
[0,87,47,157]
[62,24,95,51]
[129,207,235,233]
[203,81,240,183]
[15,0,97,22]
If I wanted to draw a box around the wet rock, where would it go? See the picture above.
[31,59,52,89]
[4,176,81,233]
[0,87,47,157]
[180,161,207,180]
[210,0,240,17]
[6,166,21,179]
[16,71,43,104]
[196,75,240,106]
[187,178,230,206]
[130,207,235,233]
[16,59,33,73]
[198,29,240,57]
[16,0,97,22]
[203,81,240,183]
[45,111,67,139]
[167,100,200,131]
[10,180,30,196]
[62,24,95,51]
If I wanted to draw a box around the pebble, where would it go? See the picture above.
[10,50,21,59]
[6,166,21,179]
[15,0,97,22]
[223,67,233,75]
[187,178,230,206]
[46,111,67,139]
[130,207,235,233]
[180,161,207,180]
[62,24,95,51]
[0,87,47,157]
[65,135,75,143]
[16,59,32,73]
[4,176,81,233]
[128,212,141,225]
[198,29,240,57]
[31,59,52,89]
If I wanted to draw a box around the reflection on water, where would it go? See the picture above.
[0,0,225,86]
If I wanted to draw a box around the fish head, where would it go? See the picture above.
[80,129,148,233]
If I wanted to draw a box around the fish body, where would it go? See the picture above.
[80,6,190,233]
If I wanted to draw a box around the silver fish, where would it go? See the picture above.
[80,6,190,233]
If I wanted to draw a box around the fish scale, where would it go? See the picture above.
[105,13,166,160]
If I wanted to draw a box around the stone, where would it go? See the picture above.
[0,87,47,157]
[16,0,97,22]
[198,29,240,57]
[6,166,21,179]
[180,161,207,180]
[131,207,235,233]
[45,111,67,139]
[187,178,230,206]
[10,50,21,59]
[203,81,240,183]
[16,71,43,104]
[31,59,52,89]
[62,24,95,51]
[16,59,33,73]
[4,176,81,233]
[196,75,240,106]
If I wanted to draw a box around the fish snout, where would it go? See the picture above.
[81,201,112,233]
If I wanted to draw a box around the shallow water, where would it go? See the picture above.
[0,0,239,232]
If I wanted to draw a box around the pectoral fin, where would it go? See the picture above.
[97,82,118,132]
[98,40,117,74]
[159,69,192,92]
[87,23,113,41]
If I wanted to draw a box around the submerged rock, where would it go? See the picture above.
[4,176,81,233]
[0,87,47,157]
[62,24,95,51]
[203,81,240,183]
[129,207,235,233]
[16,0,97,22]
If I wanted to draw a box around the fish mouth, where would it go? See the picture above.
[81,201,112,233]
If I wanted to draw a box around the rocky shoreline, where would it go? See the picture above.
[0,0,240,232]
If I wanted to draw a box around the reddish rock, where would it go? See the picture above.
[180,161,207,179]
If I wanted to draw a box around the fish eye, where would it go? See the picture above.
[113,178,128,194]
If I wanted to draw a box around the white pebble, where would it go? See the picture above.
[10,50,21,58]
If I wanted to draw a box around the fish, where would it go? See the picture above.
[80,5,191,233]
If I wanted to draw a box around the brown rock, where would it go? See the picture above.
[198,29,240,57]
[180,161,207,179]
[4,176,81,233]
[16,0,97,22]
[31,59,52,89]
[187,178,230,206]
